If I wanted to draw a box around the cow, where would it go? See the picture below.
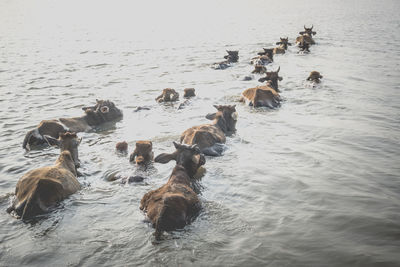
[258,66,283,92]
[7,132,82,220]
[296,25,316,45]
[116,141,128,153]
[130,141,154,165]
[307,71,323,83]
[180,105,237,156]
[140,142,205,239]
[240,85,281,108]
[22,99,122,150]
[223,50,239,63]
[212,50,239,70]
[155,88,179,103]
[273,37,292,54]
[251,48,274,65]
[183,88,196,98]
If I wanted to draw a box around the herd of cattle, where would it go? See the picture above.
[7,26,323,239]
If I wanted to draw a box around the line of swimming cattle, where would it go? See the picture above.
[7,25,323,240]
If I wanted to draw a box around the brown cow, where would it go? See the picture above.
[129,141,154,165]
[8,132,82,220]
[241,84,281,108]
[140,142,205,239]
[296,25,316,45]
[258,67,283,92]
[116,141,128,153]
[180,105,238,156]
[22,100,122,150]
[307,71,323,83]
[155,88,179,103]
[273,37,292,54]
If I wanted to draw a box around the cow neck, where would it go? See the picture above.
[168,165,192,186]
[56,152,77,176]
[212,113,228,133]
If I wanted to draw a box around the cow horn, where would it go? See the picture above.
[311,25,313,30]
[304,25,307,30]
[173,141,180,149]
[277,66,280,73]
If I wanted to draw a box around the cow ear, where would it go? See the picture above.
[154,153,176,164]
[206,113,216,120]
[278,76,283,81]
[288,42,292,46]
[213,105,223,111]
[299,31,305,35]
[44,135,60,147]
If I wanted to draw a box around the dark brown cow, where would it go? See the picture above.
[183,88,196,98]
[307,71,323,83]
[155,88,179,103]
[22,100,122,150]
[213,50,239,70]
[140,142,205,239]
[116,141,128,153]
[223,50,239,63]
[130,141,154,165]
[180,105,237,156]
[8,132,81,220]
[273,37,292,54]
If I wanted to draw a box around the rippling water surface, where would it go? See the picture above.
[1,0,400,266]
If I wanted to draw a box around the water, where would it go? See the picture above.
[1,0,400,266]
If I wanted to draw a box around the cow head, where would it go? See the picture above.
[224,50,239,63]
[276,37,292,50]
[156,88,179,102]
[299,25,316,36]
[258,67,282,90]
[154,142,206,178]
[183,88,196,98]
[252,64,267,74]
[44,132,82,168]
[307,71,323,83]
[83,99,123,125]
[206,105,238,134]
[130,141,154,165]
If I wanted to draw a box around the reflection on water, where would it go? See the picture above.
[1,0,400,266]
